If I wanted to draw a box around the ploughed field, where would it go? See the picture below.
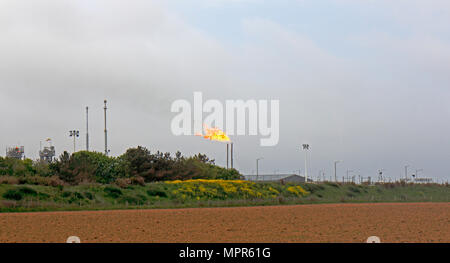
[0,202,448,243]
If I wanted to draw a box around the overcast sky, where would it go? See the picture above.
[1,0,450,182]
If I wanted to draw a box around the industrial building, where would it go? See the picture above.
[39,146,56,163]
[5,146,25,160]
[244,174,309,183]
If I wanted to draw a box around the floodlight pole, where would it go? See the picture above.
[378,169,385,183]
[69,130,80,153]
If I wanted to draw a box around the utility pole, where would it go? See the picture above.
[104,100,109,156]
[86,106,89,151]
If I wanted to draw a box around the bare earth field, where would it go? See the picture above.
[0,202,448,243]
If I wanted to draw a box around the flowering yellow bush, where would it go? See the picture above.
[164,179,309,200]
[287,186,309,197]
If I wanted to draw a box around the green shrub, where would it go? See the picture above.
[147,189,167,198]
[302,184,325,193]
[3,189,23,200]
[104,186,122,198]
[119,194,147,205]
[120,195,138,204]
[348,186,361,193]
[84,192,94,200]
[2,187,37,201]
[38,192,50,199]
[325,182,340,188]
[346,192,356,198]
[18,187,37,196]
[73,192,84,199]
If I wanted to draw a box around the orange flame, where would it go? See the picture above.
[196,124,231,142]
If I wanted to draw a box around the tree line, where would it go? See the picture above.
[0,146,241,186]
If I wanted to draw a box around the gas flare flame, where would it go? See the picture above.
[196,124,231,142]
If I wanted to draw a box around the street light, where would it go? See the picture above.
[302,144,310,183]
[256,158,264,181]
[69,130,80,153]
[378,169,386,183]
[334,160,342,182]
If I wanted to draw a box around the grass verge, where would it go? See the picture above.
[0,180,448,213]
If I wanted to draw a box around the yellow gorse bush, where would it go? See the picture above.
[165,179,309,200]
[287,186,309,197]
[167,179,254,199]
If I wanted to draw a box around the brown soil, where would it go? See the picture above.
[0,203,448,243]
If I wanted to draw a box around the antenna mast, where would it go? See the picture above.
[86,106,89,151]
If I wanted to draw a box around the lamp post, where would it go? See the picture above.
[302,144,310,183]
[378,169,386,183]
[69,130,80,153]
[256,158,263,181]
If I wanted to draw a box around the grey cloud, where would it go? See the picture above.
[0,0,449,182]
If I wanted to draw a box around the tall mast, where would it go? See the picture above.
[86,106,89,151]
[104,100,108,156]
